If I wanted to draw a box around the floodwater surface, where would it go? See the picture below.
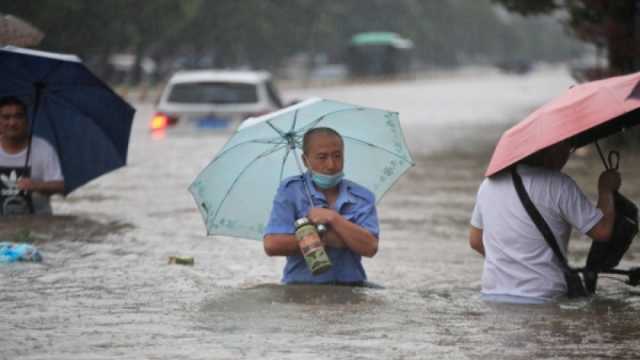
[2,65,640,359]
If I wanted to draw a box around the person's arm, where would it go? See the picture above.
[319,227,347,249]
[23,139,65,196]
[263,182,299,256]
[264,233,300,256]
[17,178,64,196]
[307,207,378,257]
[469,190,485,256]
[586,169,621,242]
[469,226,485,256]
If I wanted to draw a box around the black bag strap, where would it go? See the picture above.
[510,166,572,272]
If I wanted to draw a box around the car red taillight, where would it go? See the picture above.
[150,113,176,130]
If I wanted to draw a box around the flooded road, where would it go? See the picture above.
[2,65,640,359]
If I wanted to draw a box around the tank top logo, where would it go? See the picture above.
[0,167,34,215]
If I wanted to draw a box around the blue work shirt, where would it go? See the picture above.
[264,172,379,284]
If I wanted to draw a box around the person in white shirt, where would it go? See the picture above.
[0,96,64,215]
[469,140,621,303]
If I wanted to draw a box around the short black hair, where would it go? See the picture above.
[519,151,545,167]
[302,127,343,154]
[0,96,27,113]
[519,138,574,168]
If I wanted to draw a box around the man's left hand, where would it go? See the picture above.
[308,207,347,248]
[307,207,337,225]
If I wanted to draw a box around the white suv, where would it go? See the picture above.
[150,70,283,130]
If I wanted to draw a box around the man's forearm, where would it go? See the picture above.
[595,190,616,240]
[264,234,301,256]
[27,180,64,195]
[38,180,64,195]
[321,229,347,248]
[591,169,621,241]
[330,215,378,257]
[469,226,485,256]
[470,240,485,256]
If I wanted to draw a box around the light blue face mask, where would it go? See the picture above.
[310,170,344,189]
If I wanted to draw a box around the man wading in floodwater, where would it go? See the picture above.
[263,127,380,285]
[0,96,64,215]
[469,140,621,304]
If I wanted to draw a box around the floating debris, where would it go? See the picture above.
[168,256,194,266]
[0,242,42,263]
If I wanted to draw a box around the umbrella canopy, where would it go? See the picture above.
[486,71,640,177]
[189,98,415,240]
[0,14,44,47]
[0,46,135,194]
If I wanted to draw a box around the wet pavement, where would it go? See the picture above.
[2,65,640,359]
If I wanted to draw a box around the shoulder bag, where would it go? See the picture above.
[511,167,589,298]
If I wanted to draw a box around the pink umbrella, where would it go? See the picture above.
[486,71,640,177]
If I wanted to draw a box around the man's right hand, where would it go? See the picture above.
[598,169,621,193]
[589,169,621,242]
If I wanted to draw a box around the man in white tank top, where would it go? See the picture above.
[469,141,621,303]
[0,96,64,215]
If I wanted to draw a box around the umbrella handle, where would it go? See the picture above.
[292,146,316,207]
[607,150,620,170]
[594,141,620,170]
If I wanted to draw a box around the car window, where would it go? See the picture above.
[265,80,283,108]
[167,82,258,104]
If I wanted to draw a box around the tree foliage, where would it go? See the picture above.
[2,0,586,83]
[491,0,559,15]
[493,0,640,77]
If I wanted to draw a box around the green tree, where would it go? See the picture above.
[2,0,586,83]
[3,0,200,83]
[492,0,640,77]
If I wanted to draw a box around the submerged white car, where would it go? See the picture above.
[150,70,283,131]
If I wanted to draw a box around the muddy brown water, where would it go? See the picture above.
[2,65,640,359]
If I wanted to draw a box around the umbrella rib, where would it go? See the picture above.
[266,120,286,137]
[279,145,291,183]
[342,135,415,164]
[290,109,299,132]
[252,138,288,144]
[210,143,287,223]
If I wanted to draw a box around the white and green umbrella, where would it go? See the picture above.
[189,98,415,240]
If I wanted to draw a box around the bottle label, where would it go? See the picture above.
[295,224,332,275]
